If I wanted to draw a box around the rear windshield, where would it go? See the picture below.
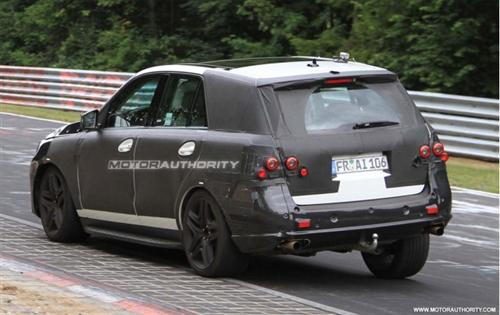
[275,81,421,134]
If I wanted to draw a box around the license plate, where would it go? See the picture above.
[332,155,388,176]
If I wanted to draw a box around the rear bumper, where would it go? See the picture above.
[235,170,451,253]
[232,214,450,254]
[229,160,452,254]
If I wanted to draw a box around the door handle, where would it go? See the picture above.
[178,141,196,156]
[118,138,134,153]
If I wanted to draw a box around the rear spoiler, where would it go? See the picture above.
[272,72,398,91]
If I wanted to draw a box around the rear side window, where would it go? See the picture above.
[154,76,207,127]
[276,81,420,134]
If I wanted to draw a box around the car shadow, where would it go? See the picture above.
[78,235,426,292]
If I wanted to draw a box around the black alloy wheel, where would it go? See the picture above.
[185,198,218,269]
[38,167,86,242]
[182,190,248,277]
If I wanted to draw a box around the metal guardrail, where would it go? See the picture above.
[0,65,132,111]
[0,65,498,161]
[409,91,499,161]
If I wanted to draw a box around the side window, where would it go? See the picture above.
[106,77,161,127]
[153,76,207,127]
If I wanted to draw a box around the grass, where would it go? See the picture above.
[1,104,498,193]
[0,104,81,122]
[446,157,498,193]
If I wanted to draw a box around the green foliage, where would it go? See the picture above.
[348,0,499,97]
[0,0,497,97]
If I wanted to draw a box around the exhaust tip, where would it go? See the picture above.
[281,239,311,251]
[430,225,445,236]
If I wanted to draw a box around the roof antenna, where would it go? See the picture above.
[307,58,319,67]
[336,52,350,63]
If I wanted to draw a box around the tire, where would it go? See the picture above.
[361,234,429,279]
[182,190,249,277]
[37,167,87,242]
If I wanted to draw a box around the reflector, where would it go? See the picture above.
[296,218,311,229]
[440,152,449,162]
[426,204,439,215]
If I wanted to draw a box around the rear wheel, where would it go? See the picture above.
[182,191,248,277]
[362,234,429,279]
[38,167,86,242]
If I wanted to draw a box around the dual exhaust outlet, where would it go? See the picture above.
[280,224,445,253]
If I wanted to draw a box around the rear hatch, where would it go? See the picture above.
[265,75,429,205]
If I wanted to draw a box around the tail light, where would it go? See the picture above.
[419,145,431,159]
[432,142,444,156]
[256,167,267,180]
[265,156,279,171]
[299,167,309,177]
[259,155,308,179]
[440,151,449,162]
[285,156,299,170]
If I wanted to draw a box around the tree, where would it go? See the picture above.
[0,0,497,97]
[348,0,498,97]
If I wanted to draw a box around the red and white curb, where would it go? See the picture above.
[0,254,191,315]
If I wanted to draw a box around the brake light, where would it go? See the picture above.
[256,167,267,180]
[299,167,309,177]
[324,78,353,85]
[419,145,431,159]
[433,142,444,156]
[265,156,280,171]
[285,156,299,170]
[426,204,439,215]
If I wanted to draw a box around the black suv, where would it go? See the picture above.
[30,57,452,278]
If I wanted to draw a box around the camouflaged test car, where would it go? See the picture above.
[31,55,452,278]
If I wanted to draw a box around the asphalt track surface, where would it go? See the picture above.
[0,112,498,315]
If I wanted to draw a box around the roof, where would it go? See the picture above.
[137,56,391,85]
[227,60,385,79]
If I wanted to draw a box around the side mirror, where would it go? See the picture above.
[80,110,99,130]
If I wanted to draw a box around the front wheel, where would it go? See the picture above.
[182,191,249,277]
[37,167,87,242]
[362,234,429,279]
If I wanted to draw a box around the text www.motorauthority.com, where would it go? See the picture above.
[413,306,497,313]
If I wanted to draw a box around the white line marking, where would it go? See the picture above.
[452,200,499,214]
[0,112,67,124]
[0,257,36,273]
[427,260,498,273]
[442,234,497,247]
[0,213,43,229]
[451,224,499,233]
[451,186,498,199]
[68,285,122,303]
